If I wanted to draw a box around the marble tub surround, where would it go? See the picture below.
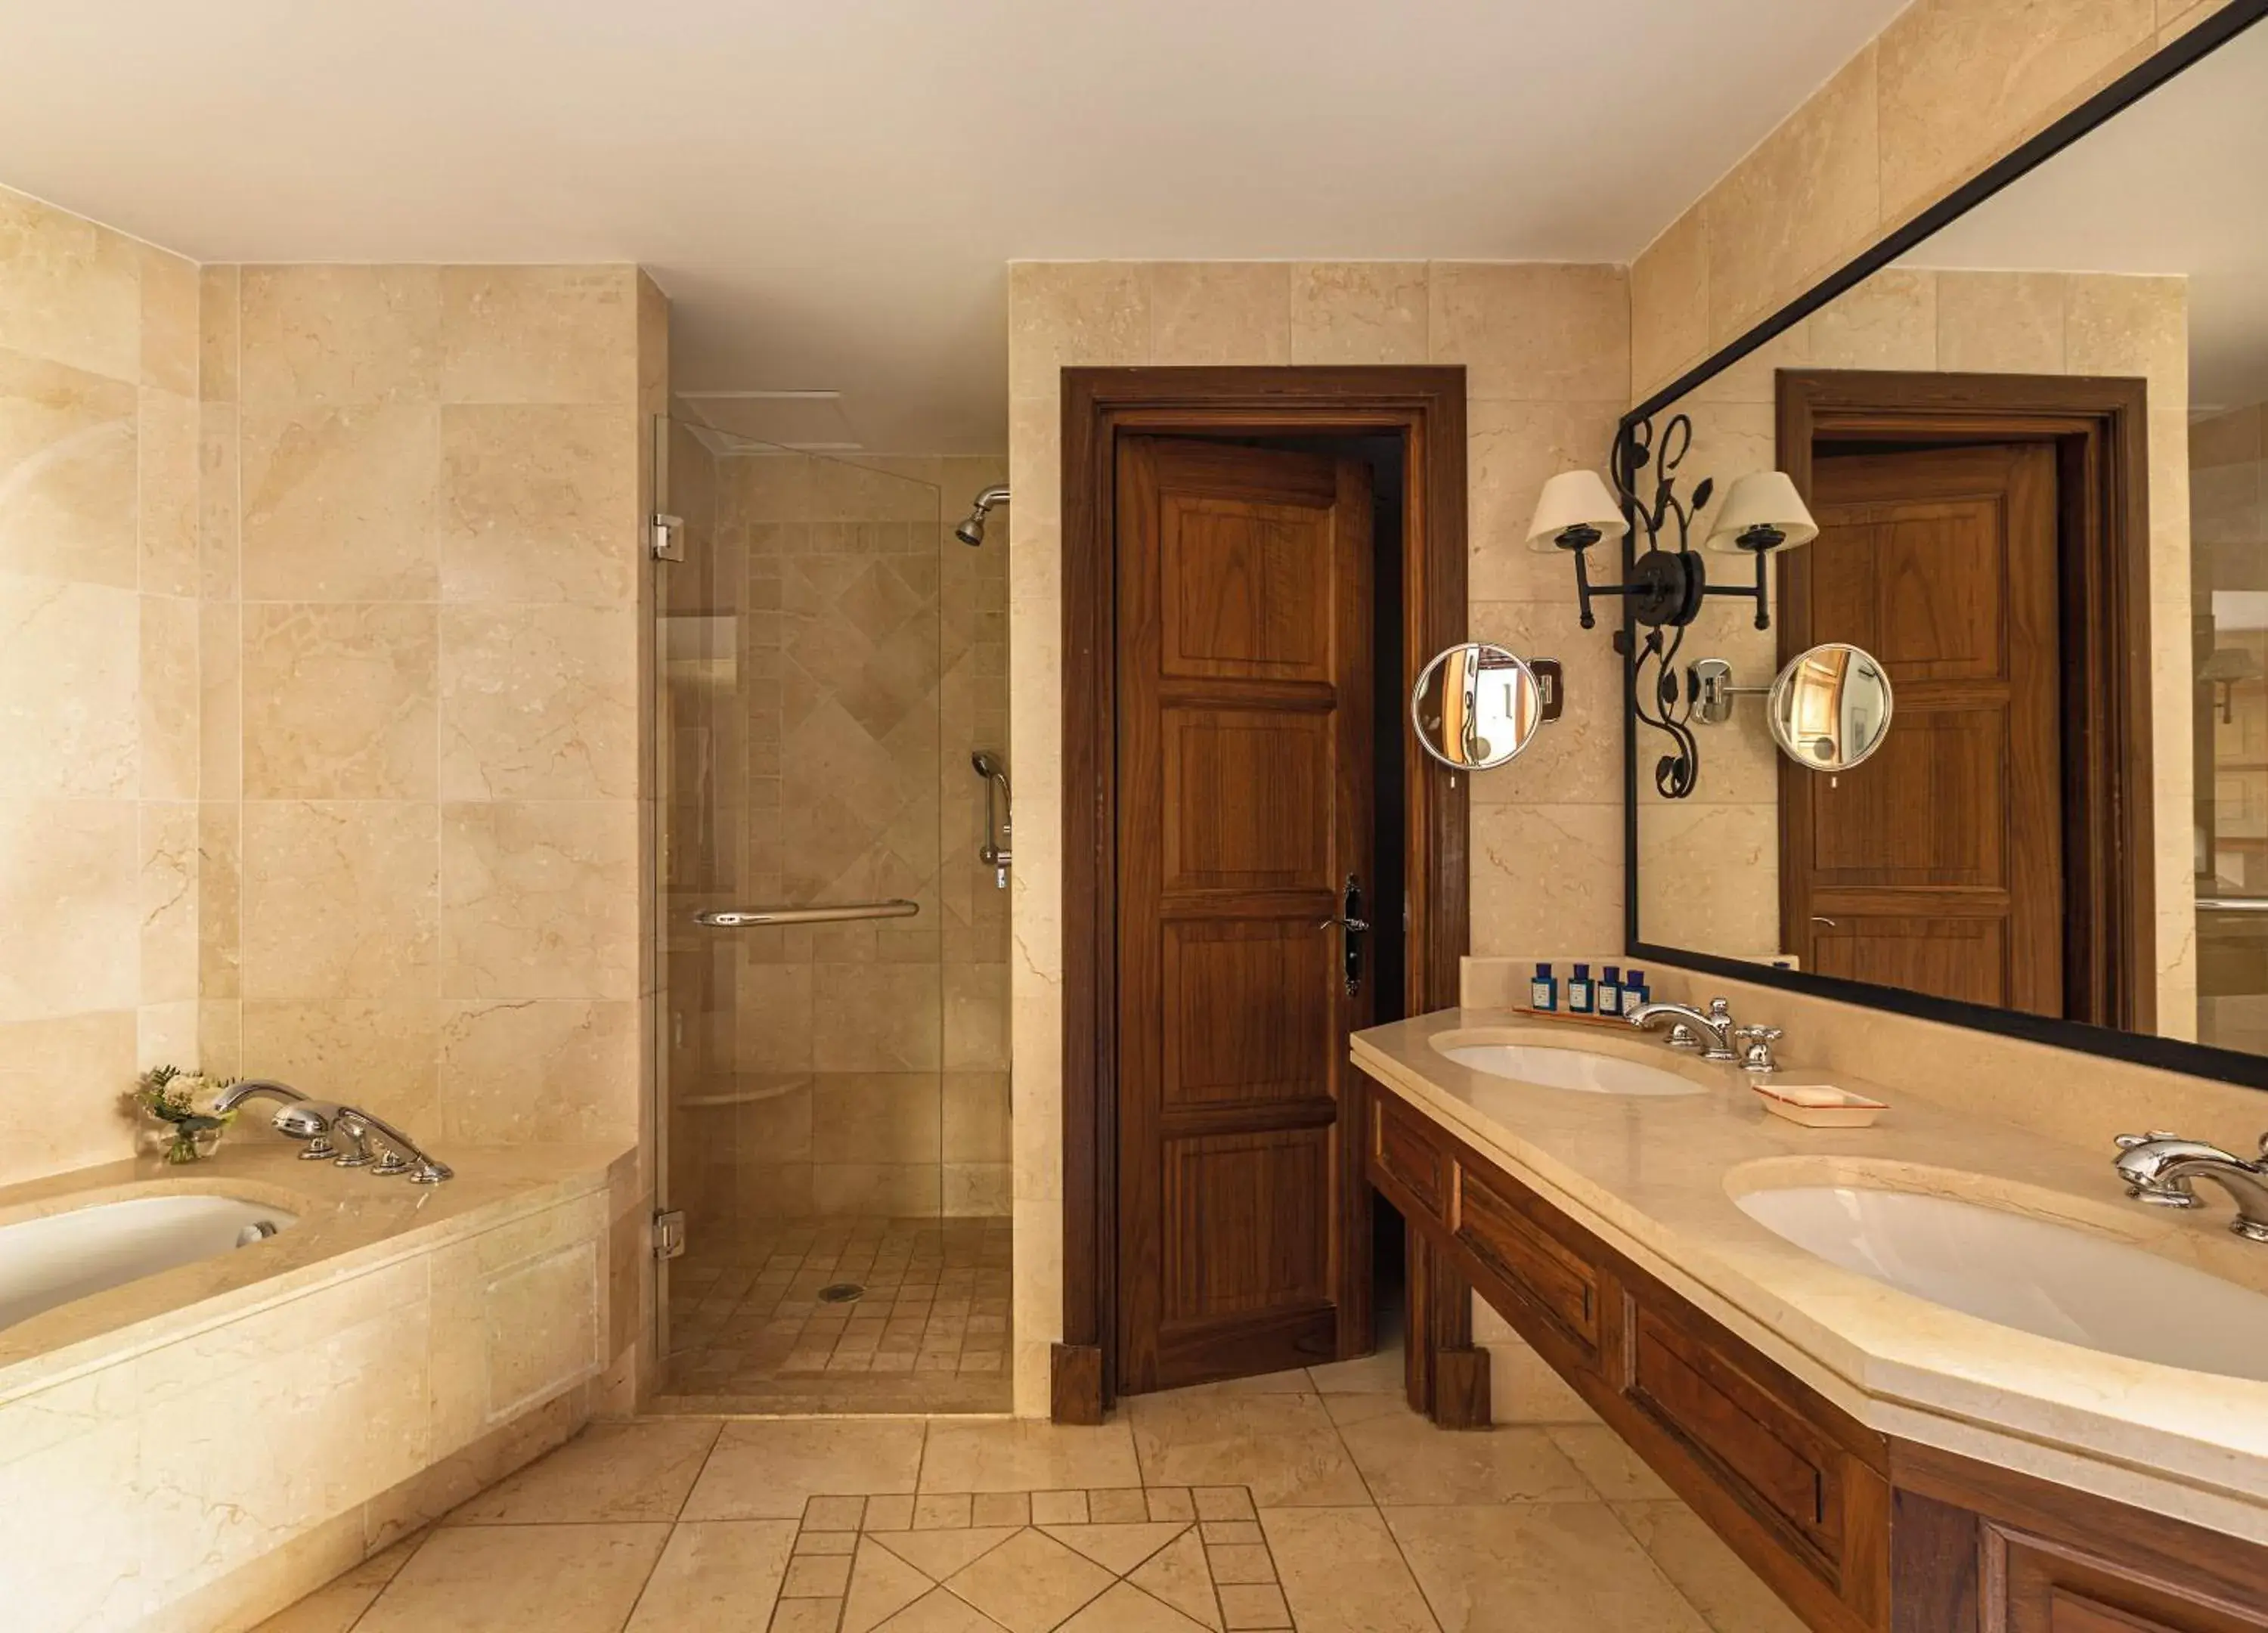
[0,1137,627,1632]
[1352,1008,2268,1544]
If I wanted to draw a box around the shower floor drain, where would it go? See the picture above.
[816,1282,865,1304]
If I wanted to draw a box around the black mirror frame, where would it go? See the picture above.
[1619,0,2268,1094]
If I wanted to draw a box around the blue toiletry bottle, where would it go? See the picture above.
[1568,962,1594,1015]
[1529,962,1557,1011]
[1623,968,1648,1014]
[1599,965,1623,1015]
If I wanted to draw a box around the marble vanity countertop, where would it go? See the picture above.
[1353,1008,2268,1543]
[0,1137,632,1404]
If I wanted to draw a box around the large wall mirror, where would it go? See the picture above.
[1626,4,2268,1085]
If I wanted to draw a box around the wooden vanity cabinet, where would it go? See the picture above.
[1363,1082,2268,1633]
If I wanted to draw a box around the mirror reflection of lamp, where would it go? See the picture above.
[2200,645,2263,726]
[1702,472,1820,629]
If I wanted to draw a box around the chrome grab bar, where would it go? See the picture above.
[694,900,919,928]
[2199,898,2268,913]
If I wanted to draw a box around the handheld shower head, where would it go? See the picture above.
[955,485,1009,547]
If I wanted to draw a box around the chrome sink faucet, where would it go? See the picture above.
[212,1080,454,1184]
[2113,1131,2268,1242]
[1628,998,1740,1062]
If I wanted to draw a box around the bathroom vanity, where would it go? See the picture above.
[1354,1012,2268,1633]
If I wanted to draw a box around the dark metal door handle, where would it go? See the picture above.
[1318,875,1365,996]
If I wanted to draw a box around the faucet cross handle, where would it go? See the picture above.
[1733,1024,1783,1077]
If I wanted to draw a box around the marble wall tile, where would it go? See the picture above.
[1148,262,1291,365]
[811,1071,943,1164]
[198,397,239,599]
[139,244,199,398]
[1702,48,1880,347]
[141,591,200,801]
[1007,262,1150,401]
[1467,602,1619,806]
[439,404,640,605]
[1470,803,1622,959]
[199,801,240,1000]
[240,800,438,1000]
[240,402,441,601]
[812,961,943,1071]
[1466,400,1631,601]
[138,385,200,596]
[813,1162,942,1216]
[2159,0,2235,39]
[943,1070,1012,1164]
[438,997,641,1142]
[0,184,141,382]
[1877,0,2156,225]
[944,1164,1011,1216]
[199,598,240,801]
[2066,272,2189,408]
[2191,404,2262,470]
[198,264,239,404]
[440,801,640,999]
[1290,262,1428,365]
[242,602,438,800]
[1807,267,1938,370]
[141,801,200,1006]
[944,961,1010,1071]
[1935,270,2068,375]
[0,574,138,796]
[0,348,138,587]
[0,1010,137,1185]
[439,603,638,800]
[1628,211,1709,402]
[0,798,138,1021]
[239,265,440,409]
[1637,801,1780,955]
[440,267,640,405]
[240,999,443,1125]
[1429,262,1629,401]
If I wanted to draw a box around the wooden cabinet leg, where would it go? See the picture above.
[1405,1224,1492,1430]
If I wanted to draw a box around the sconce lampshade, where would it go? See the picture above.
[1705,471,1818,554]
[1524,470,1630,554]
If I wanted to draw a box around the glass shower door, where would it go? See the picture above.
[649,420,1012,1411]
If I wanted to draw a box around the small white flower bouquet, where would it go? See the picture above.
[135,1065,242,1164]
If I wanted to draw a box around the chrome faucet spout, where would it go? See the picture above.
[1628,999,1740,1062]
[2115,1132,2268,1242]
[211,1078,307,1114]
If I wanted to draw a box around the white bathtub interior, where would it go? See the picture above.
[0,1193,299,1331]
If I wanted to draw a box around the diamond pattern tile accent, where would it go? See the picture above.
[943,1529,1115,1633]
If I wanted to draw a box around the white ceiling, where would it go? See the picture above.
[1901,15,2268,414]
[0,1,1907,453]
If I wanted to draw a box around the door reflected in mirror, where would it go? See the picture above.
[1411,643,1558,771]
[1767,644,1893,772]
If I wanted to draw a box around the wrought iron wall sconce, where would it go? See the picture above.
[1524,414,1817,799]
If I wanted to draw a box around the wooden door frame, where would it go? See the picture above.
[1775,368,2155,1033]
[1055,366,1469,1422]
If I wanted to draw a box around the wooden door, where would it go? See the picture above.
[1783,443,2063,1015]
[1114,435,1374,1393]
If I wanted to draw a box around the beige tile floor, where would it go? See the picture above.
[262,1359,1808,1632]
[661,1217,1013,1415]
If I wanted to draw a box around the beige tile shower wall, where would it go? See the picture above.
[0,184,201,1188]
[1005,259,1631,1413]
[668,451,1009,1234]
[1631,267,2198,1033]
[195,265,652,1156]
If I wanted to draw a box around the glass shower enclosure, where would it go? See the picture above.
[649,417,1012,1412]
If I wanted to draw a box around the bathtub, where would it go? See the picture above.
[0,1192,297,1331]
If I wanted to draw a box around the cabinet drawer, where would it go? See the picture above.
[1627,1303,1844,1570]
[1455,1162,1602,1364]
[1371,1093,1450,1223]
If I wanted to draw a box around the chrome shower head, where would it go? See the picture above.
[955,485,1009,547]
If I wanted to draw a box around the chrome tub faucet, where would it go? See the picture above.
[211,1080,454,1184]
[2114,1130,2268,1242]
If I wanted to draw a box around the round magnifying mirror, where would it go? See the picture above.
[1766,643,1893,771]
[1411,643,1543,771]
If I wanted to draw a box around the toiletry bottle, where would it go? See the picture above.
[1623,968,1648,1015]
[1529,962,1557,1012]
[1567,962,1594,1015]
[1599,965,1623,1015]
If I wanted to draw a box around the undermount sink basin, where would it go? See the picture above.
[1736,1185,2268,1382]
[1435,1041,1703,1098]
